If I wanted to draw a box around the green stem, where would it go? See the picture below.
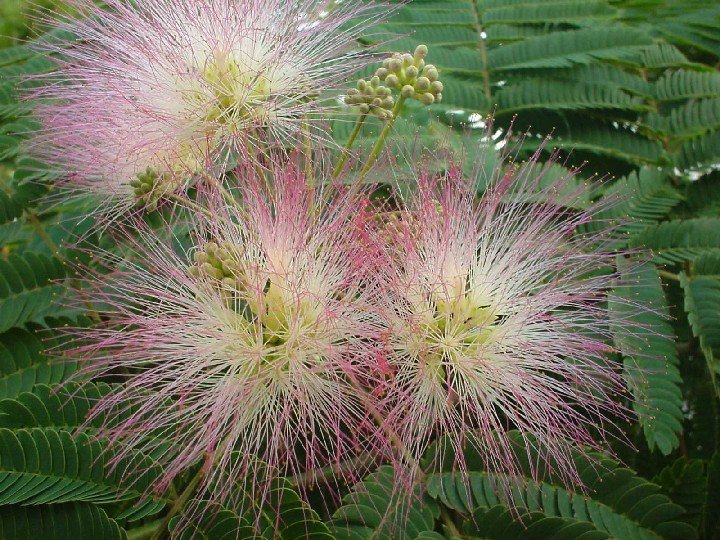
[470,1,492,102]
[331,112,368,179]
[440,505,463,539]
[359,95,406,178]
[658,269,680,282]
[167,194,215,220]
[149,463,208,540]
[303,116,315,191]
[201,173,240,212]
[288,452,375,488]
[26,210,62,260]
[126,519,165,540]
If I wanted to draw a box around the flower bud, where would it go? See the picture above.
[194,251,209,264]
[370,75,380,88]
[406,65,419,79]
[376,86,391,97]
[414,44,428,59]
[359,103,370,114]
[435,92,442,102]
[420,92,435,105]
[430,80,444,94]
[401,85,415,98]
[401,53,413,66]
[375,67,388,79]
[221,277,236,289]
[357,79,367,91]
[382,58,391,69]
[385,74,400,88]
[388,58,402,72]
[416,76,430,91]
[372,97,382,107]
[346,88,359,96]
[382,96,394,109]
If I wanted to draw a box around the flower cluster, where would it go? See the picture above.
[30,0,389,214]
[31,0,644,534]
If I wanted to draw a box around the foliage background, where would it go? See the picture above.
[0,0,719,538]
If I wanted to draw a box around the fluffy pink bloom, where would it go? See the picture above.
[376,149,631,492]
[30,0,390,214]
[71,161,387,525]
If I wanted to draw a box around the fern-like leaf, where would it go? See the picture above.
[610,257,683,455]
[425,431,696,539]
[629,219,720,264]
[328,465,439,539]
[0,502,125,540]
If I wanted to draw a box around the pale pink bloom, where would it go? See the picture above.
[30,0,390,213]
[71,162,386,525]
[377,149,632,493]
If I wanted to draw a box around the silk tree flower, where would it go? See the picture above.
[30,0,390,214]
[376,151,632,493]
[71,162,387,523]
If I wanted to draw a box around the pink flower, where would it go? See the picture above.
[72,161,387,523]
[377,149,631,493]
[30,0,390,214]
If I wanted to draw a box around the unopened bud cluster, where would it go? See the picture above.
[345,76,395,120]
[375,45,443,106]
[189,241,241,296]
[129,167,178,211]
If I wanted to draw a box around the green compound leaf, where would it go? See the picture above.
[629,218,720,264]
[0,383,167,519]
[486,27,654,71]
[654,70,720,102]
[610,257,683,455]
[0,251,79,333]
[654,458,708,529]
[328,465,439,539]
[0,325,79,399]
[679,271,720,393]
[0,502,126,540]
[425,431,696,540]
[168,476,332,540]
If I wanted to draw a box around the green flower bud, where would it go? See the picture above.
[416,76,431,91]
[435,92,442,102]
[406,65,419,79]
[382,96,394,109]
[194,251,209,264]
[414,44,428,59]
[206,242,218,254]
[401,53,413,66]
[201,262,224,280]
[346,88,360,96]
[388,58,402,72]
[221,277,236,289]
[375,67,389,79]
[188,265,199,277]
[420,92,435,105]
[417,59,425,71]
[372,97,382,107]
[382,58,391,69]
[370,75,380,88]
[401,85,415,98]
[430,80,444,93]
[357,79,367,91]
[376,86,391,97]
[386,74,400,88]
[359,103,370,114]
